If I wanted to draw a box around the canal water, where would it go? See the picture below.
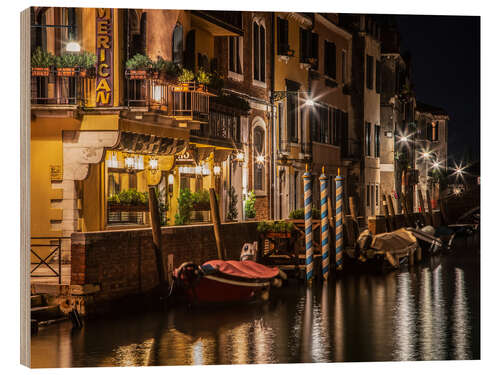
[31,237,480,367]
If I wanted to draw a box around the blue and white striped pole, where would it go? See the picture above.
[335,169,344,271]
[303,164,313,282]
[320,166,329,280]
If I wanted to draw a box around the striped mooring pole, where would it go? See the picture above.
[303,164,313,282]
[335,169,344,270]
[320,166,330,280]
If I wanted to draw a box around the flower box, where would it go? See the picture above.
[126,69,148,80]
[108,203,149,212]
[56,67,77,77]
[31,67,50,77]
[266,232,292,239]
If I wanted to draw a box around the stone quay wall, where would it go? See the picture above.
[70,222,259,313]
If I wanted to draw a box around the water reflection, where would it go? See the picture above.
[31,246,479,368]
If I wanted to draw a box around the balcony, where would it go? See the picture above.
[31,67,93,107]
[191,109,241,148]
[125,74,212,124]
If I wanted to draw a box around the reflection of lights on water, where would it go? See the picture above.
[419,269,433,360]
[393,272,417,361]
[301,287,313,363]
[432,264,446,360]
[334,282,344,362]
[111,338,154,367]
[453,268,471,360]
[191,340,204,365]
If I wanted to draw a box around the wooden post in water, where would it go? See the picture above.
[148,186,166,287]
[426,189,434,226]
[405,192,414,226]
[209,188,226,260]
[382,194,392,232]
[319,167,330,280]
[439,197,448,225]
[303,165,314,282]
[417,188,427,225]
[386,193,396,228]
[401,193,411,227]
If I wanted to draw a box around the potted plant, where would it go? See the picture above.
[244,191,256,219]
[176,68,195,90]
[226,186,238,221]
[151,56,179,81]
[108,189,149,212]
[191,190,211,211]
[195,68,211,91]
[78,51,97,77]
[31,47,55,76]
[125,54,152,80]
[288,207,321,220]
[257,220,294,238]
[55,53,81,77]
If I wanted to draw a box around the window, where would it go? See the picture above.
[341,50,347,83]
[376,185,379,206]
[287,93,298,142]
[365,122,371,156]
[278,102,285,150]
[324,41,337,79]
[341,111,349,157]
[277,17,289,55]
[432,121,439,141]
[366,185,371,208]
[374,125,380,157]
[253,22,266,82]
[311,33,319,70]
[300,28,313,63]
[366,55,374,90]
[376,60,381,93]
[253,126,265,191]
[172,23,183,65]
[229,36,242,74]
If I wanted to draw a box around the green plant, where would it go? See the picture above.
[195,68,211,85]
[288,207,321,220]
[108,194,120,204]
[31,47,55,68]
[177,68,195,82]
[191,190,211,210]
[257,220,294,233]
[125,54,152,70]
[244,191,256,219]
[174,188,193,225]
[113,189,148,205]
[55,53,81,68]
[152,56,179,75]
[208,70,225,92]
[79,51,97,69]
[226,186,238,221]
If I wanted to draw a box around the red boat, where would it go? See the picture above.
[174,260,281,305]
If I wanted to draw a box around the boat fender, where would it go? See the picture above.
[260,289,270,301]
[272,278,282,288]
[278,269,288,280]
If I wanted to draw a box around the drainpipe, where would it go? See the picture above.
[270,12,276,219]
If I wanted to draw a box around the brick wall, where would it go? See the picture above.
[71,222,259,302]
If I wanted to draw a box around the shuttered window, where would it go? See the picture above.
[366,55,374,90]
[374,125,380,157]
[253,22,266,82]
[277,17,289,55]
[324,41,337,79]
[376,60,381,93]
[365,122,371,156]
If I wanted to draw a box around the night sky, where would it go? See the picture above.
[395,15,480,163]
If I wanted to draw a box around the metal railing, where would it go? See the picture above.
[31,68,93,106]
[125,78,210,122]
[30,237,69,284]
[191,110,240,141]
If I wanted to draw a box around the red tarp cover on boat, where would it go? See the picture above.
[202,260,280,280]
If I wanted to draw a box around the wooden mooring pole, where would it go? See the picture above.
[349,196,358,226]
[426,189,434,226]
[209,188,226,260]
[382,194,393,232]
[148,186,166,287]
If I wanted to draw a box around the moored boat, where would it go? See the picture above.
[174,260,282,305]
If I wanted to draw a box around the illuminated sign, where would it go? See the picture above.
[95,9,113,106]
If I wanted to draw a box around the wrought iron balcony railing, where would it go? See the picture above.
[191,110,241,143]
[31,67,93,106]
[125,75,212,123]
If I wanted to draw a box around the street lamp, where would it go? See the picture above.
[66,41,81,52]
[305,98,315,107]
